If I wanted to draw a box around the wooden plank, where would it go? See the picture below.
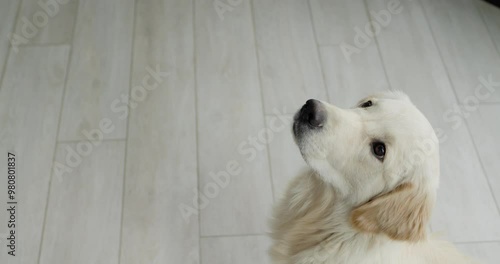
[201,235,272,264]
[58,0,134,141]
[478,0,500,52]
[39,141,125,264]
[319,45,388,108]
[253,0,327,114]
[120,0,199,263]
[13,0,78,45]
[456,242,500,264]
[422,0,500,103]
[195,0,274,236]
[310,0,371,46]
[0,1,19,77]
[466,104,500,207]
[0,46,70,263]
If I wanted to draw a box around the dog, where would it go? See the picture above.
[270,91,477,264]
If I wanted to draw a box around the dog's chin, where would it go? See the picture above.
[292,119,314,156]
[292,116,321,143]
[292,111,303,137]
[292,120,303,141]
[293,123,324,163]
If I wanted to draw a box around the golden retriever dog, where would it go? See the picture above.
[270,91,477,264]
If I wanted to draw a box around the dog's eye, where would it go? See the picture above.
[372,142,386,161]
[360,100,372,108]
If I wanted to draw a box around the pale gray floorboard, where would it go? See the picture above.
[120,0,199,263]
[195,0,274,236]
[367,0,500,242]
[434,124,500,242]
[457,242,500,264]
[310,0,371,46]
[0,46,70,263]
[39,141,125,264]
[201,235,272,264]
[265,114,306,200]
[477,0,500,53]
[319,45,389,108]
[0,1,19,77]
[466,105,500,207]
[365,0,458,119]
[252,0,327,114]
[58,0,134,141]
[309,0,390,105]
[421,0,500,103]
[13,0,78,45]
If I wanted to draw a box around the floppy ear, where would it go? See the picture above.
[350,182,432,242]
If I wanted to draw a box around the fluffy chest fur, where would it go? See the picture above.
[270,171,474,264]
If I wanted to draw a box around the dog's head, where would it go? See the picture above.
[293,91,439,242]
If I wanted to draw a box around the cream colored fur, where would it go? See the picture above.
[270,91,478,264]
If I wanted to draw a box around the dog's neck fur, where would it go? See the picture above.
[270,170,369,263]
[270,170,472,264]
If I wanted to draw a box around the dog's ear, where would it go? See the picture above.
[350,182,431,242]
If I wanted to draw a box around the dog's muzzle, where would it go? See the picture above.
[293,99,327,139]
[296,99,326,127]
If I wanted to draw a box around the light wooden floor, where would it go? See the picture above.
[0,0,499,263]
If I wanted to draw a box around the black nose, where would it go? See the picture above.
[298,99,326,128]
